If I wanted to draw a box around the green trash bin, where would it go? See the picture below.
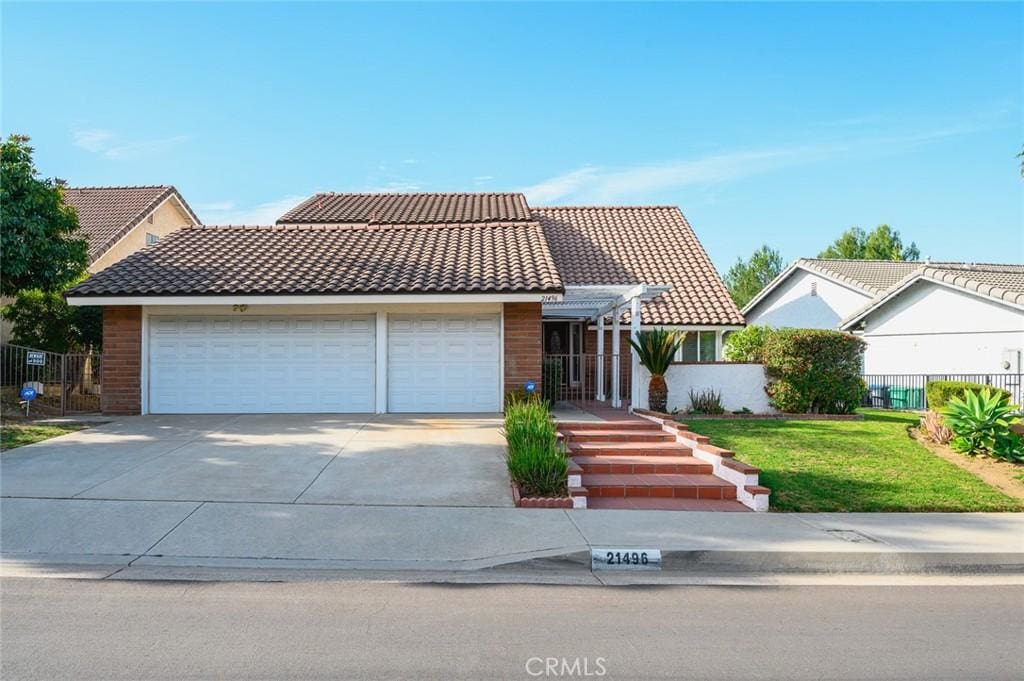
[888,387,924,410]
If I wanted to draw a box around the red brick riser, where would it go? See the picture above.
[557,415,763,511]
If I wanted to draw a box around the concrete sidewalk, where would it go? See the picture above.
[2,496,1022,579]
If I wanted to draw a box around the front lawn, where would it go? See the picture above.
[0,423,86,451]
[686,410,1022,512]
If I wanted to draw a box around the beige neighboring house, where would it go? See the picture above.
[1,185,199,342]
[65,185,200,273]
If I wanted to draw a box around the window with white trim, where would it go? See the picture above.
[145,232,159,245]
[677,330,718,362]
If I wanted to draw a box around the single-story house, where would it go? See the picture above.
[66,192,743,415]
[1,185,199,343]
[743,258,1024,376]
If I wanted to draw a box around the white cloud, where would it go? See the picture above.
[103,135,190,160]
[71,128,189,160]
[199,195,308,225]
[72,129,114,152]
[473,175,494,186]
[519,147,836,204]
[520,118,1002,205]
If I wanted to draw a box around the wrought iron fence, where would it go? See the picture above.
[542,353,632,407]
[0,344,102,415]
[862,373,1024,411]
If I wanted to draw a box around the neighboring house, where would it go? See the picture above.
[1,185,199,343]
[64,185,200,273]
[743,258,1024,376]
[65,192,742,415]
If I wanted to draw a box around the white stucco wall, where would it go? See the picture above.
[638,363,775,414]
[745,269,871,329]
[859,281,1024,375]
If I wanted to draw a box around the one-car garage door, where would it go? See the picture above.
[148,315,375,414]
[388,314,501,413]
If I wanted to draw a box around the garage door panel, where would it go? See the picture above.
[388,313,500,413]
[149,314,375,414]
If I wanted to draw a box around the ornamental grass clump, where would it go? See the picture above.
[503,400,569,497]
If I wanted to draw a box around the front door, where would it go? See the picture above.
[543,321,584,386]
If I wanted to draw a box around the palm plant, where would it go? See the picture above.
[628,329,685,413]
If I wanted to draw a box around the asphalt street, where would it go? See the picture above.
[2,578,1021,680]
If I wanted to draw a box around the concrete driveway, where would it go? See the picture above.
[0,414,512,507]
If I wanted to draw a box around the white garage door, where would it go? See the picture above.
[148,315,375,414]
[388,314,501,413]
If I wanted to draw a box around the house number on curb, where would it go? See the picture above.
[592,548,662,571]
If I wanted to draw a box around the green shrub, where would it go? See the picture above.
[941,389,1024,463]
[723,325,774,363]
[926,380,1012,410]
[762,328,867,414]
[688,388,725,415]
[541,357,563,404]
[503,400,568,496]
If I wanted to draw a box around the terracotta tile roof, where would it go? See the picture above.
[840,262,1024,328]
[66,222,563,297]
[534,206,744,326]
[63,185,200,262]
[278,192,532,224]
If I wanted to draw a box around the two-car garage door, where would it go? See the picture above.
[147,313,500,414]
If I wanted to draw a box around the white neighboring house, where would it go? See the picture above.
[743,259,1024,377]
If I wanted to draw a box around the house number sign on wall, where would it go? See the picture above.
[26,351,45,366]
[591,548,662,571]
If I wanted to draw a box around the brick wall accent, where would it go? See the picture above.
[503,302,543,396]
[102,306,142,415]
[584,327,632,355]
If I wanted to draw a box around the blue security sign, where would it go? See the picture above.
[524,380,537,394]
[20,387,38,402]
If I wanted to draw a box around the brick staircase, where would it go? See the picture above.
[559,416,766,511]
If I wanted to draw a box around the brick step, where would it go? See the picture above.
[581,473,737,500]
[572,455,713,475]
[559,429,676,443]
[555,421,661,432]
[586,497,750,512]
[568,441,693,457]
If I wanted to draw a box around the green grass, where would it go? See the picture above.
[0,423,85,451]
[686,410,1022,512]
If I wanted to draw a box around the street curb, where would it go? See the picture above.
[4,549,1023,581]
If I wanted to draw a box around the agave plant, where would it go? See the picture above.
[941,388,1024,463]
[628,329,685,413]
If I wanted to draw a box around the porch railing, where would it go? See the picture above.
[862,373,1024,410]
[1,344,103,415]
[542,353,631,407]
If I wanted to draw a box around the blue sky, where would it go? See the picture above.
[4,2,1022,271]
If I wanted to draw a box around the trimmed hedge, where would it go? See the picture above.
[926,380,1012,410]
[763,329,867,414]
[723,325,772,363]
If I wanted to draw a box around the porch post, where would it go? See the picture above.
[611,307,621,408]
[595,316,605,401]
[630,296,642,411]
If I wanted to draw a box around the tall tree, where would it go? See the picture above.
[1,134,88,295]
[724,244,784,308]
[819,224,920,261]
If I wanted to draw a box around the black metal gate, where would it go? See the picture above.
[1,344,103,415]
